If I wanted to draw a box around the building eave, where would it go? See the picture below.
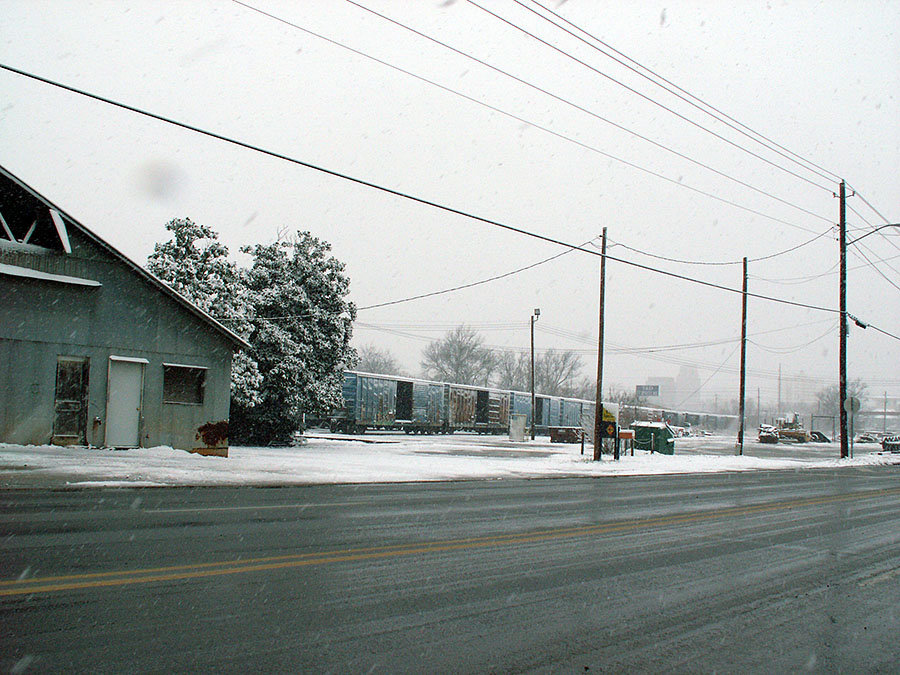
[0,164,251,352]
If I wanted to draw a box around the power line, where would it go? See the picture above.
[750,261,840,285]
[848,246,900,294]
[473,0,835,195]
[541,316,838,355]
[750,251,900,285]
[527,0,844,186]
[857,240,900,277]
[847,193,900,256]
[748,321,837,354]
[675,343,741,408]
[605,227,833,267]
[869,323,900,342]
[848,203,874,227]
[847,185,894,225]
[357,236,598,311]
[357,320,528,330]
[230,0,823,234]
[345,0,830,230]
[538,324,741,353]
[0,63,864,320]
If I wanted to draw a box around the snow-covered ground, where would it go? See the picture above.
[2,432,898,488]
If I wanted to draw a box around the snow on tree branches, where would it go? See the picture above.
[148,219,356,445]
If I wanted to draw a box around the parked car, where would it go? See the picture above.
[809,431,830,443]
[855,432,879,443]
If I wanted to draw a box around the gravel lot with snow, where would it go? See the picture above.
[2,432,898,488]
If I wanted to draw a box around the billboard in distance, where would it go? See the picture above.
[636,385,660,398]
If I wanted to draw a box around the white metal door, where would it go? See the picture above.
[106,358,145,447]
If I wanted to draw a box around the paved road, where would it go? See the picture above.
[3,468,900,673]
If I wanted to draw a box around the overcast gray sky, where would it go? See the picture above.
[2,0,898,411]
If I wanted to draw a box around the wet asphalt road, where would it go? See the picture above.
[3,468,900,673]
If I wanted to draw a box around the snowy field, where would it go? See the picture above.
[2,432,898,488]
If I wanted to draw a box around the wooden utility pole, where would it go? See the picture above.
[737,257,748,455]
[839,180,849,459]
[593,227,607,461]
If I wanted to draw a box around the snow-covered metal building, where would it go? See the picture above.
[0,165,249,453]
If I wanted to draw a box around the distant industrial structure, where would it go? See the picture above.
[0,166,248,453]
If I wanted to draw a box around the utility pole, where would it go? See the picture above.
[593,227,607,461]
[757,388,761,427]
[777,364,782,417]
[839,180,849,458]
[738,257,748,455]
[530,307,540,440]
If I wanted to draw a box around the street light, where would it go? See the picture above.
[847,222,900,246]
[531,308,540,440]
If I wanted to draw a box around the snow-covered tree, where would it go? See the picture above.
[421,325,497,386]
[493,350,586,396]
[230,231,357,445]
[816,378,868,418]
[356,344,402,375]
[147,218,261,407]
[536,350,585,396]
[494,352,529,391]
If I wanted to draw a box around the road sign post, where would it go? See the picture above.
[844,396,860,458]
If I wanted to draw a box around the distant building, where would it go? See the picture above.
[674,365,701,410]
[0,166,248,453]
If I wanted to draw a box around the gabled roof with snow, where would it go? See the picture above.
[0,164,250,351]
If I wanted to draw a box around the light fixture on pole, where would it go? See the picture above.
[839,213,898,458]
[531,308,540,440]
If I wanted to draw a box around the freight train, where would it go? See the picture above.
[329,370,595,435]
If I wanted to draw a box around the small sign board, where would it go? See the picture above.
[844,396,861,414]
[601,403,619,423]
[636,385,659,398]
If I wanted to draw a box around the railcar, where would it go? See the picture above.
[331,371,596,436]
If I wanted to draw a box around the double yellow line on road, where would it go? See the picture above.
[3,486,899,598]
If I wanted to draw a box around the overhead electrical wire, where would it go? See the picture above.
[540,316,840,359]
[604,227,833,267]
[470,0,835,195]
[848,184,894,225]
[356,320,529,331]
[675,343,741,408]
[842,187,900,258]
[345,0,831,230]
[357,236,599,311]
[230,0,824,233]
[847,203,874,227]
[750,261,840,286]
[750,251,900,285]
[847,192,900,256]
[526,0,844,186]
[748,321,838,354]
[6,63,896,341]
[869,323,900,342]
[848,246,900,294]
[354,321,763,379]
[856,240,900,278]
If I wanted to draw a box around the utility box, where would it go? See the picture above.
[633,421,676,455]
[509,414,527,442]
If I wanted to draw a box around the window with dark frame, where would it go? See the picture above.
[163,365,206,405]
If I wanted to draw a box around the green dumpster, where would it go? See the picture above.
[632,421,676,455]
